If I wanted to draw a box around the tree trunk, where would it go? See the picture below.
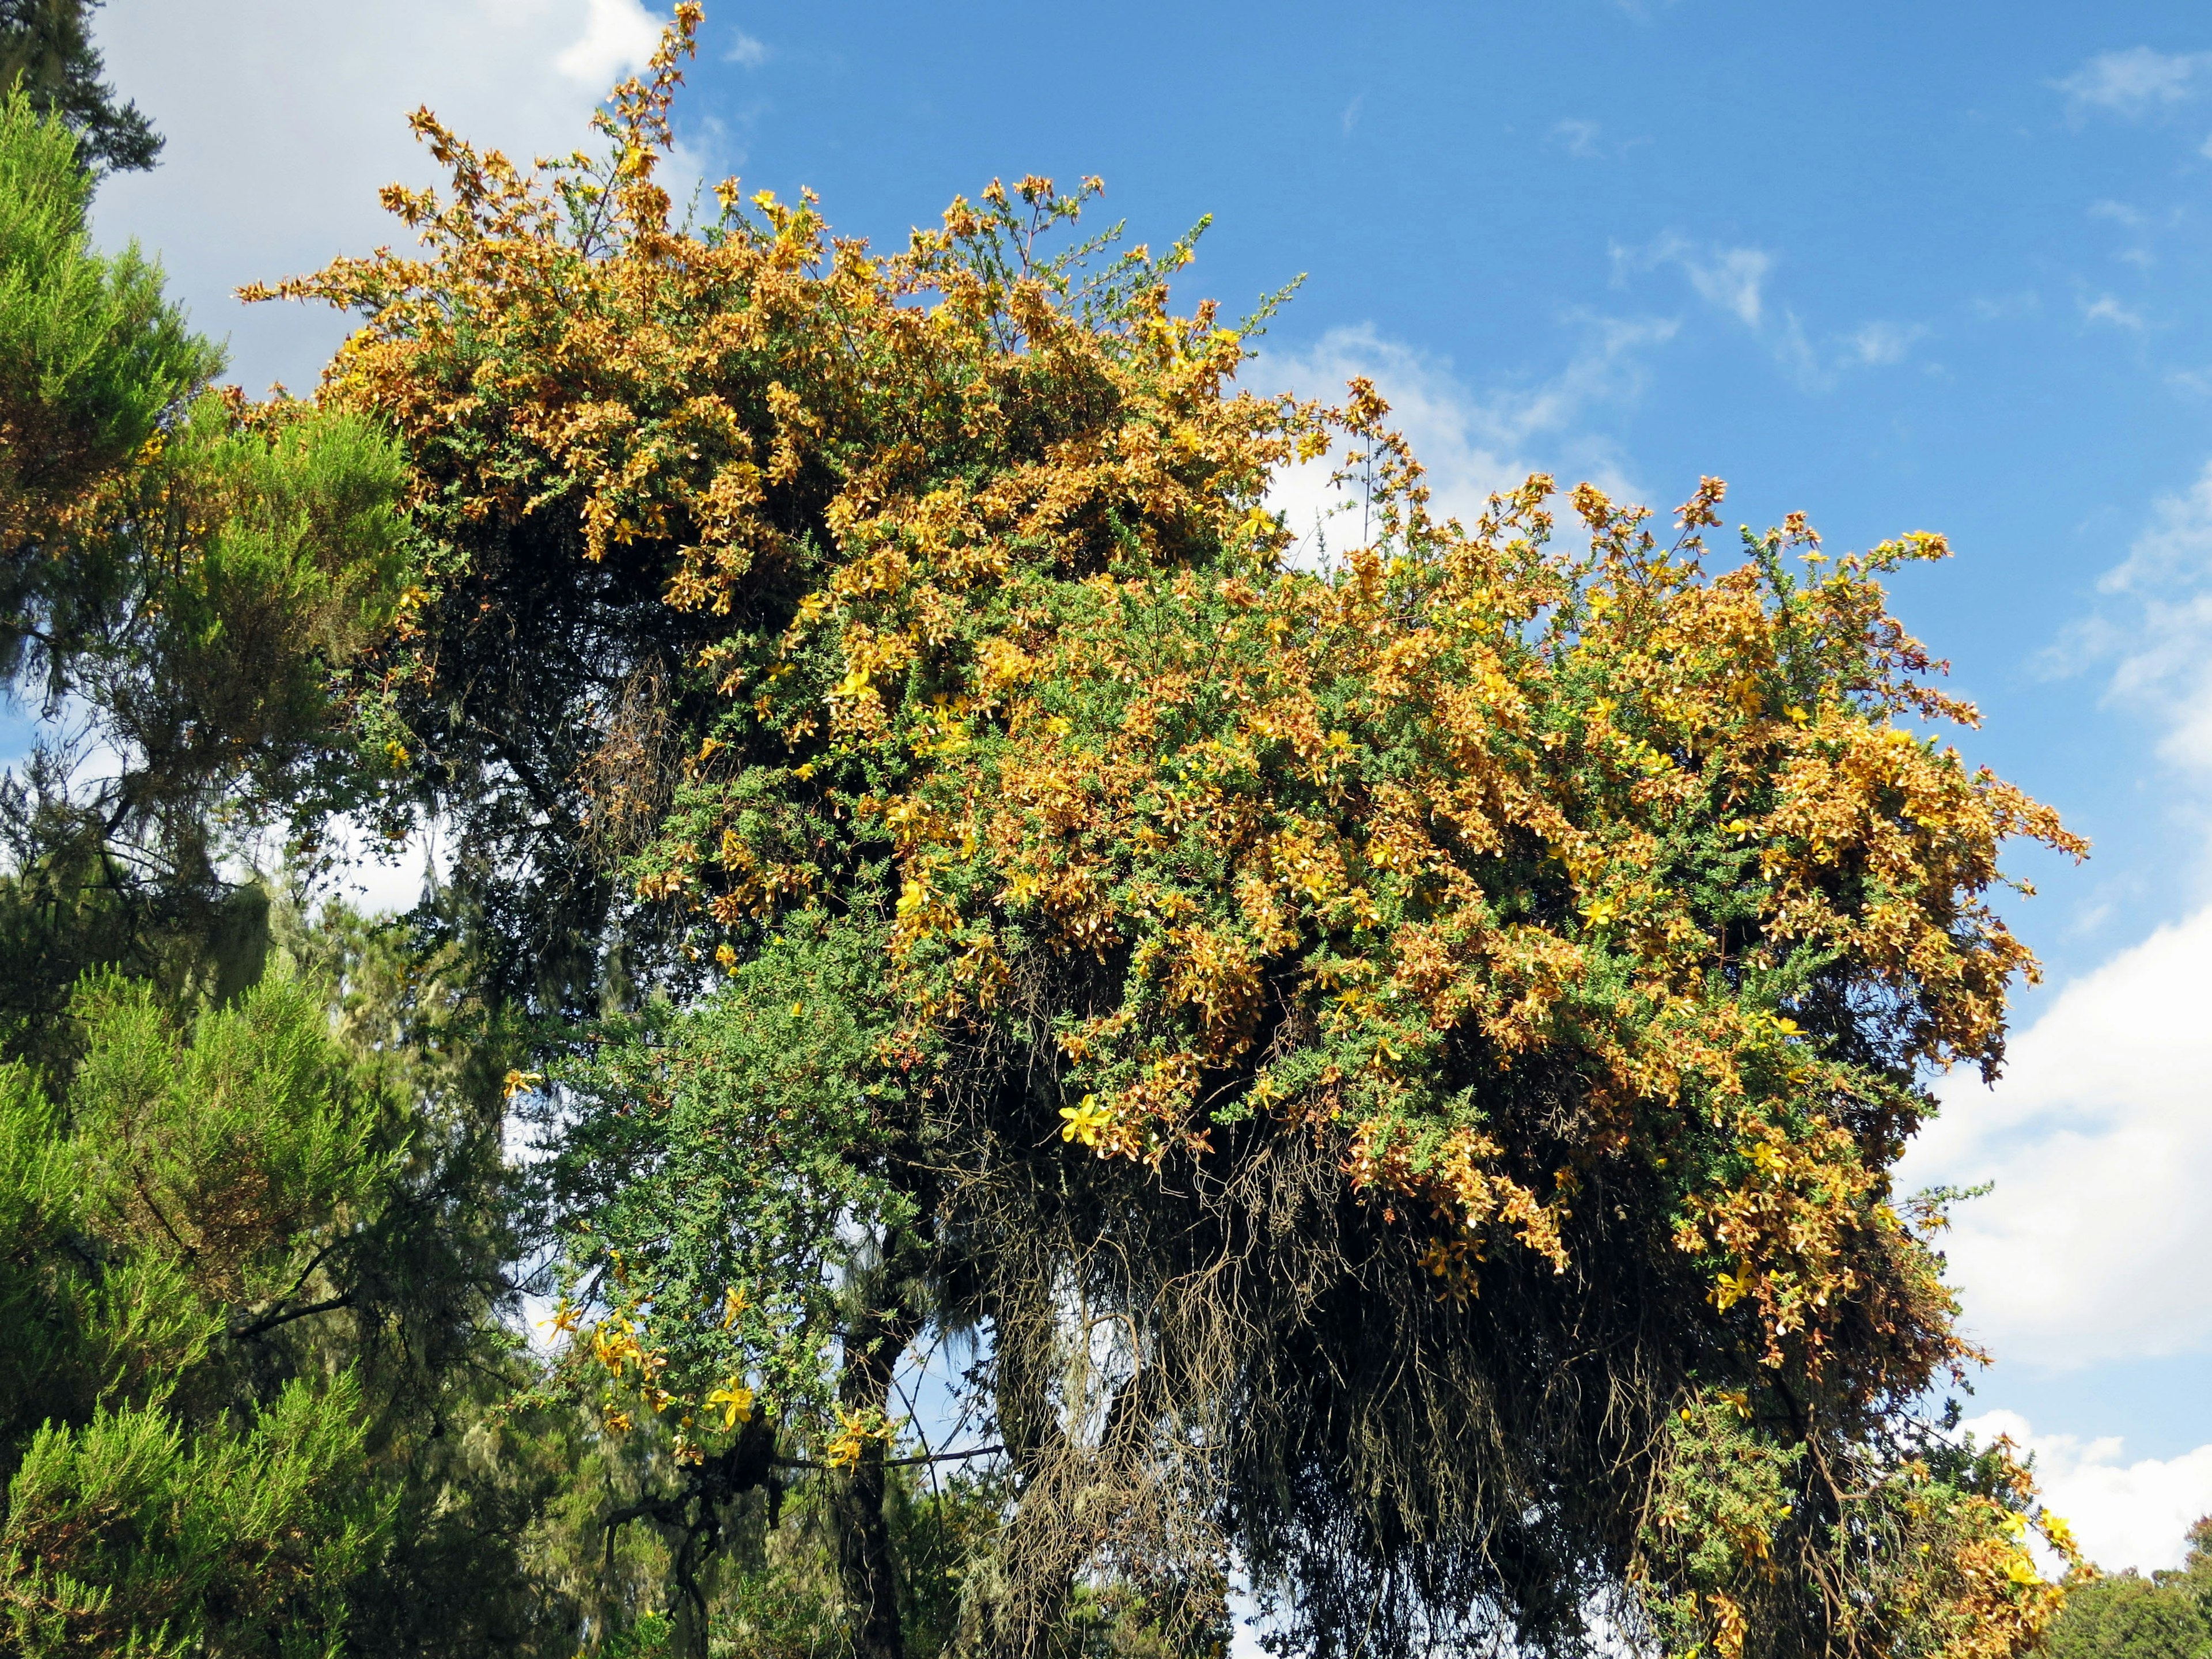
[832,1288,919,1659]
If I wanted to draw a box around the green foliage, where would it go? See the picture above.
[3,1378,380,1658]
[0,971,392,1654]
[0,88,404,1075]
[537,905,918,1430]
[0,0,158,174]
[2048,1520,2212,1659]
[0,392,408,1066]
[0,84,206,539]
[67,968,390,1307]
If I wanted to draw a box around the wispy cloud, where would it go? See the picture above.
[1250,315,1675,559]
[1845,320,1927,366]
[1546,119,1651,162]
[1550,118,1604,158]
[2063,459,2212,771]
[2056,46,2212,116]
[2083,293,2149,330]
[1971,290,2043,321]
[1340,93,1364,137]
[1613,232,1772,327]
[725,25,770,67]
[1612,234,1929,385]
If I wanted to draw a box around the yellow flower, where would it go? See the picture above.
[705,1379,754,1430]
[822,1405,887,1470]
[1058,1095,1112,1148]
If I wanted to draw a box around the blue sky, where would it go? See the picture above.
[85,0,2212,1578]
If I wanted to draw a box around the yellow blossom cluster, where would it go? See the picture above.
[272,13,2080,1649]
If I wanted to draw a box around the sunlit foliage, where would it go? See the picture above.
[2045,1518,2212,1659]
[249,10,2088,1657]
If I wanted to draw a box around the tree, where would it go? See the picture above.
[0,84,204,547]
[2047,1518,2212,1659]
[0,969,389,1653]
[0,90,584,1657]
[253,11,2089,1657]
[0,85,419,1067]
[0,0,158,175]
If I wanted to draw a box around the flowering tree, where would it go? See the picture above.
[268,12,2084,1656]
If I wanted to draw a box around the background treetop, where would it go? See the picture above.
[0,0,157,175]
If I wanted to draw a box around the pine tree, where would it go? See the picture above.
[0,88,584,1656]
[0,0,157,174]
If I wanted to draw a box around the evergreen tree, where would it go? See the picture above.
[0,969,391,1653]
[0,84,206,547]
[0,0,158,175]
[0,87,585,1657]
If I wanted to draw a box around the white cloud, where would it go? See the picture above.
[1615,232,1772,327]
[1340,93,1364,137]
[555,0,665,84]
[1551,118,1604,159]
[89,0,702,395]
[2057,47,2212,116]
[1846,320,1927,366]
[1249,316,1673,560]
[1901,903,2212,1366]
[1908,463,2212,1369]
[2065,458,2212,772]
[1963,1411,2212,1575]
[725,26,771,68]
[1938,466,2212,1393]
[2084,293,2149,330]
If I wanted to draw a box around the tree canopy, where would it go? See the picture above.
[0,8,2104,1657]
[2045,1519,2212,1659]
[0,0,159,175]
